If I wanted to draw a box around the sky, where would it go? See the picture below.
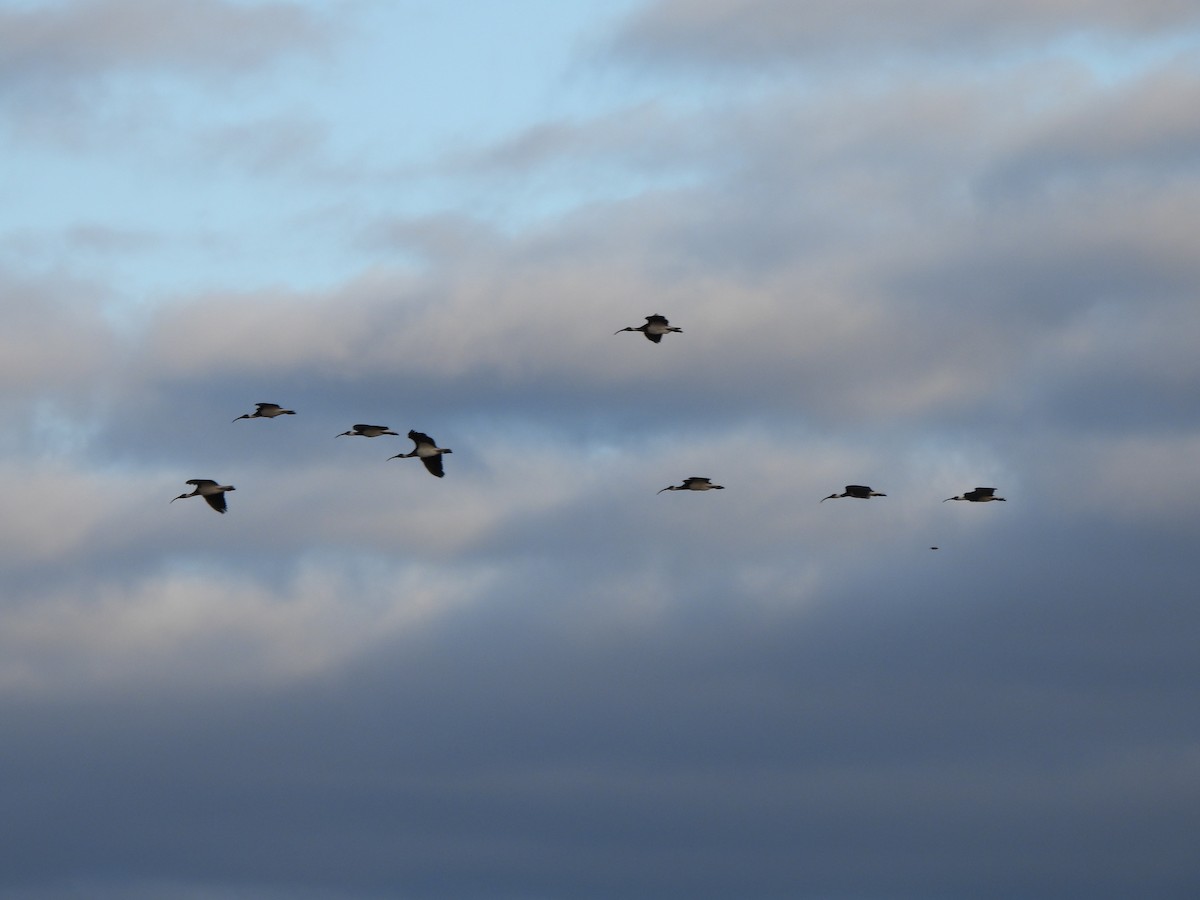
[2,0,1200,897]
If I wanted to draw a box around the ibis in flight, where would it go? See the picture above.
[171,479,236,514]
[944,487,1006,502]
[614,314,682,344]
[337,424,398,438]
[658,476,724,494]
[233,403,295,422]
[821,485,887,502]
[388,430,453,477]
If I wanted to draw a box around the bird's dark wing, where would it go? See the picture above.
[421,455,445,478]
[845,484,870,495]
[645,314,669,325]
[204,492,228,513]
[644,332,663,343]
[975,487,997,496]
[408,431,434,447]
[186,479,218,487]
[255,403,279,410]
[685,477,711,486]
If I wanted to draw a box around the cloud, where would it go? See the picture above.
[0,0,328,84]
[3,2,1200,897]
[0,268,118,404]
[0,554,493,696]
[610,0,1200,68]
[0,0,335,148]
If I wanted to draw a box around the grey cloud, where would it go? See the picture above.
[2,516,1197,898]
[0,0,336,147]
[979,61,1200,195]
[0,0,329,84]
[610,0,1200,68]
[0,269,118,407]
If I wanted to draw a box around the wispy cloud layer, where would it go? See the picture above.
[0,0,327,83]
[612,0,1200,66]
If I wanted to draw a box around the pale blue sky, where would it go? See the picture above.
[3,0,655,299]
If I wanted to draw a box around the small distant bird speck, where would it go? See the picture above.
[233,403,295,422]
[614,314,682,344]
[388,430,453,478]
[171,479,235,514]
[821,484,887,502]
[658,476,724,494]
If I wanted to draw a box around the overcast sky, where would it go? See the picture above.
[3,1,1200,898]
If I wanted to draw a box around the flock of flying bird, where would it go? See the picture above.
[171,411,453,513]
[171,314,1006,518]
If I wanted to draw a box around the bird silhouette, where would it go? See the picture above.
[944,487,1006,502]
[821,485,886,502]
[658,476,724,494]
[388,430,453,477]
[336,424,398,438]
[171,479,235,514]
[614,314,682,344]
[233,403,295,422]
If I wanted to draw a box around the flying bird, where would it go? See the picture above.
[233,403,295,422]
[388,430,453,477]
[614,314,682,344]
[944,487,1006,502]
[171,479,235,514]
[821,484,887,502]
[658,476,724,494]
[336,424,398,438]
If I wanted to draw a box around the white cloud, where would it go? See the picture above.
[0,555,494,696]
